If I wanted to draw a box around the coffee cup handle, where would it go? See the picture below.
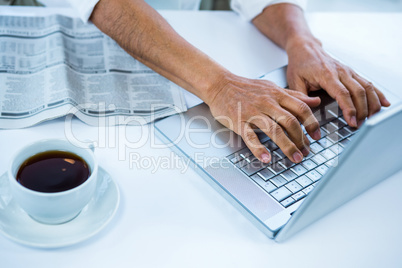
[83,140,96,152]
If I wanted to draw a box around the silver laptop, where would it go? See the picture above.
[154,66,402,242]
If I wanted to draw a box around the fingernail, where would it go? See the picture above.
[312,129,321,140]
[292,152,303,163]
[384,99,391,106]
[301,147,310,156]
[350,116,357,127]
[261,153,271,163]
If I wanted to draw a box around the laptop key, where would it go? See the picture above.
[337,127,351,138]
[302,159,318,171]
[332,118,347,128]
[303,185,315,195]
[306,134,315,143]
[320,126,329,136]
[317,137,334,148]
[296,175,313,187]
[306,170,322,182]
[235,159,249,168]
[271,186,292,202]
[285,181,303,193]
[310,143,324,154]
[316,164,329,175]
[322,122,338,133]
[305,151,314,159]
[257,168,275,181]
[270,152,282,163]
[274,150,286,159]
[321,149,336,160]
[292,191,306,201]
[268,162,286,174]
[291,164,308,176]
[345,126,358,133]
[281,197,295,208]
[281,170,298,182]
[245,154,258,163]
[241,160,267,176]
[264,140,279,151]
[327,132,342,143]
[326,158,338,167]
[251,174,277,193]
[240,153,252,163]
[270,175,288,188]
[329,144,343,155]
[229,155,242,164]
[278,157,294,169]
[236,148,252,158]
[311,154,327,165]
[339,138,351,147]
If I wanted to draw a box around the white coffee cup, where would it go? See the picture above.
[8,139,98,225]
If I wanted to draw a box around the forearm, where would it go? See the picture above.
[252,3,321,52]
[90,0,227,103]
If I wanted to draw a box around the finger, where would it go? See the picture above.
[288,74,308,95]
[353,73,391,108]
[374,87,391,107]
[240,123,271,163]
[285,89,321,108]
[280,92,321,141]
[352,75,381,117]
[339,74,369,123]
[260,105,309,152]
[250,112,304,163]
[322,79,358,127]
[374,88,391,107]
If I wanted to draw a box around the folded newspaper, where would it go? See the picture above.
[0,15,187,128]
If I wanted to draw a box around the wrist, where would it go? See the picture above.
[196,67,233,106]
[285,34,322,54]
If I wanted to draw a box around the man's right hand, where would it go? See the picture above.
[205,74,322,164]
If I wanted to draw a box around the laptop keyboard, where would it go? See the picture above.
[227,101,358,208]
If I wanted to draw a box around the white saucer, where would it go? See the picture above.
[0,167,120,248]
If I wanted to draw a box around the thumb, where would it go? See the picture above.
[288,75,309,95]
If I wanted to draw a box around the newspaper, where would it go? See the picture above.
[0,14,187,128]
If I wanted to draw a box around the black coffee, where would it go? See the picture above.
[16,150,90,193]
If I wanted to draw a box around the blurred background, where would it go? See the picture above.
[6,0,402,12]
[202,0,402,12]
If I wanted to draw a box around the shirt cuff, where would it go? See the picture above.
[67,0,100,22]
[231,0,307,21]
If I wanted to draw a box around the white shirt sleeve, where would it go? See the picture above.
[67,0,100,22]
[230,0,307,21]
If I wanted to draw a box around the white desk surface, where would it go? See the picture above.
[1,7,402,268]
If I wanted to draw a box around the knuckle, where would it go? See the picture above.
[267,123,283,140]
[243,132,260,151]
[322,65,335,78]
[355,87,367,99]
[360,80,374,91]
[279,115,299,129]
[337,88,351,99]
[337,64,352,75]
[297,101,311,115]
[243,130,256,142]
[365,81,374,90]
[259,96,273,106]
[372,103,382,114]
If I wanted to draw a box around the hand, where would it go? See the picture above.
[205,74,322,163]
[286,38,391,127]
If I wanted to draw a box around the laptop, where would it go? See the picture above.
[154,66,402,241]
